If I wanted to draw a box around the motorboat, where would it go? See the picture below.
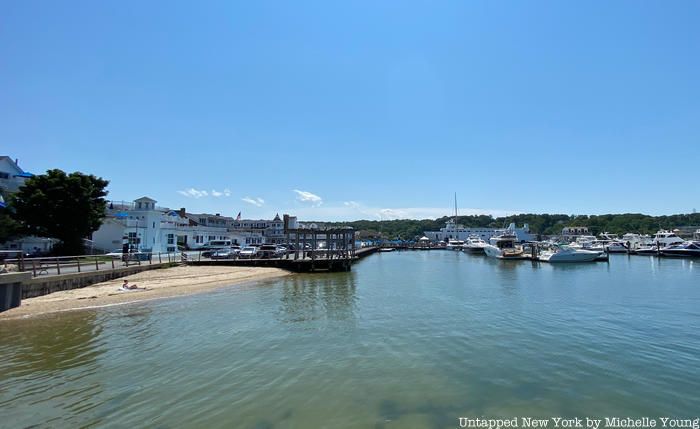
[446,239,465,250]
[599,232,620,241]
[605,241,629,253]
[538,245,602,263]
[571,239,606,252]
[484,233,525,259]
[635,244,660,255]
[379,247,395,252]
[652,230,684,248]
[569,235,597,249]
[660,241,700,258]
[622,233,653,251]
[462,235,488,253]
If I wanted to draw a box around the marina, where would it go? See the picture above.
[2,250,698,427]
[2,2,700,426]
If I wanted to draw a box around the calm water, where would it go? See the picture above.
[1,251,699,428]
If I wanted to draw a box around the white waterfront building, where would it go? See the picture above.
[424,219,534,243]
[232,213,286,244]
[91,197,281,253]
[92,197,243,253]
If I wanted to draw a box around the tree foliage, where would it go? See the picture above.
[326,212,700,240]
[0,187,20,243]
[12,169,109,255]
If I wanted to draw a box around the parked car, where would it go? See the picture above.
[128,252,152,261]
[288,243,312,251]
[258,244,281,259]
[211,249,235,260]
[239,246,258,259]
[105,249,125,259]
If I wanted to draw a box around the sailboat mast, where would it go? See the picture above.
[454,192,458,223]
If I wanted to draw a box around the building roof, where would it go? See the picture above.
[187,212,235,221]
[0,156,26,175]
[134,196,157,202]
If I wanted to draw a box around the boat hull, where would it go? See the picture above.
[484,245,525,259]
[540,252,600,263]
[660,249,700,257]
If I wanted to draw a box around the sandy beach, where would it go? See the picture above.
[0,265,291,320]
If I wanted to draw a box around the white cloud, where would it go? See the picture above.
[283,201,521,221]
[178,188,231,198]
[242,196,265,207]
[293,189,323,206]
[178,188,209,198]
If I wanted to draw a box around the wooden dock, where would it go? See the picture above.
[189,247,378,273]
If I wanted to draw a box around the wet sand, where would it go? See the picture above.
[0,265,291,320]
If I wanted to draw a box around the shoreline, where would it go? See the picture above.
[0,265,292,321]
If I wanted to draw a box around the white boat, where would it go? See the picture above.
[379,247,395,252]
[569,235,597,249]
[621,233,653,250]
[538,245,602,263]
[660,241,700,258]
[605,241,629,253]
[484,232,526,259]
[462,235,488,253]
[423,194,534,243]
[599,232,620,241]
[446,239,465,250]
[635,245,659,255]
[652,230,684,247]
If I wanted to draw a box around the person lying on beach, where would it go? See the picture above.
[119,280,143,291]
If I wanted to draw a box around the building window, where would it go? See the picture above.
[128,232,140,245]
[0,172,9,179]
[167,234,174,245]
[209,235,215,241]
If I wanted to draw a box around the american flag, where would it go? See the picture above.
[235,211,241,221]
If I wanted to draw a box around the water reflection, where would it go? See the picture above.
[276,272,357,324]
[0,311,103,379]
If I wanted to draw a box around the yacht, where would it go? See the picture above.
[621,233,653,251]
[446,239,465,250]
[660,241,700,258]
[462,235,488,253]
[652,230,684,247]
[538,245,602,263]
[599,232,620,241]
[569,235,597,249]
[605,241,629,253]
[484,232,525,259]
[635,231,686,255]
[635,245,660,255]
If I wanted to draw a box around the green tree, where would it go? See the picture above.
[0,188,20,243]
[12,169,109,255]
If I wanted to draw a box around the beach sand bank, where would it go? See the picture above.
[0,265,291,320]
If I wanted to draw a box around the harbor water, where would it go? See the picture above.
[1,251,699,428]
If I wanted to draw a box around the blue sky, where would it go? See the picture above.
[2,1,699,220]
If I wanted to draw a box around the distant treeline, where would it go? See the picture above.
[324,213,700,240]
